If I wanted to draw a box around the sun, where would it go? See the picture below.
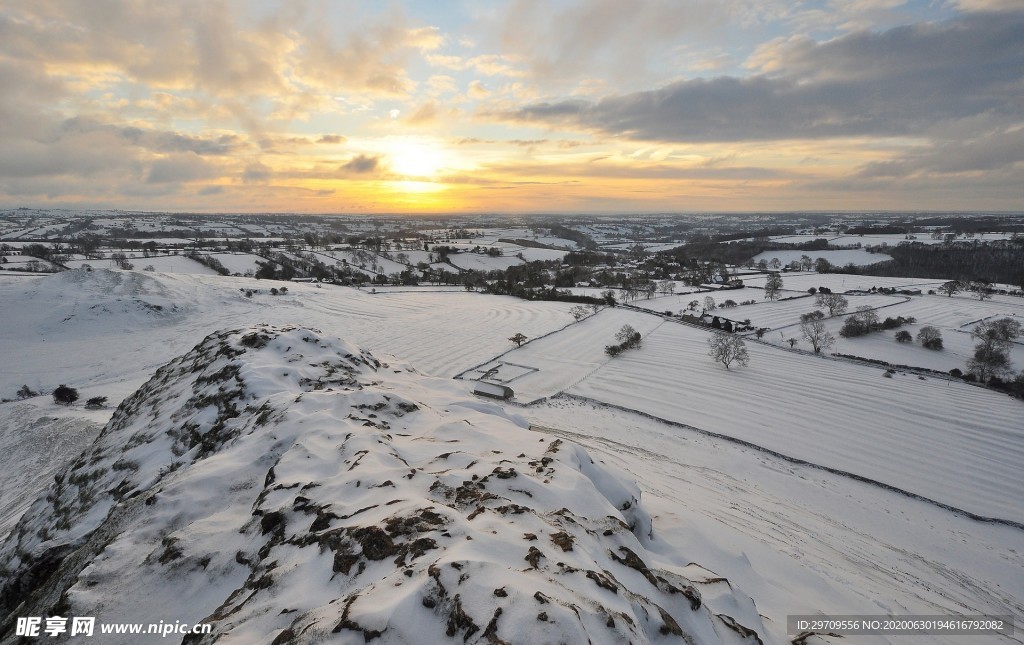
[386,139,447,178]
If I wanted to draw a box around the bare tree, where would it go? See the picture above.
[967,318,1021,380]
[916,326,943,350]
[763,272,783,301]
[938,280,961,297]
[969,281,993,301]
[615,325,641,348]
[569,305,589,321]
[508,333,527,348]
[800,319,835,354]
[815,292,849,316]
[707,332,749,369]
[703,296,716,312]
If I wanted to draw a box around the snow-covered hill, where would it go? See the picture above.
[0,325,767,644]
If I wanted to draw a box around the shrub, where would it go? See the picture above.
[17,384,37,399]
[840,317,869,338]
[52,384,79,406]
[85,396,108,409]
[895,330,913,343]
[880,316,917,330]
[840,307,880,338]
[605,325,642,357]
[949,368,963,378]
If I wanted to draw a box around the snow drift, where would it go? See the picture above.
[0,325,767,644]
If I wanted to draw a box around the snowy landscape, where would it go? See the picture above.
[1,1,1023,642]
[0,210,1022,644]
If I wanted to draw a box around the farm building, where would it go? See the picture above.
[473,381,514,400]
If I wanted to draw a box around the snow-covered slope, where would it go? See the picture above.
[0,326,767,644]
[0,269,576,403]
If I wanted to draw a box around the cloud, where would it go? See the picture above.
[858,127,1024,178]
[0,1,444,126]
[500,11,1024,143]
[426,74,458,96]
[146,153,219,183]
[0,123,141,180]
[426,53,524,77]
[145,131,244,156]
[317,134,347,144]
[467,81,490,99]
[340,154,380,174]
[242,161,273,184]
[488,0,734,88]
[406,102,439,125]
[953,0,1024,11]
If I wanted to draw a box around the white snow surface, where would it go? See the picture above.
[0,269,577,403]
[752,249,892,267]
[64,255,220,275]
[1,268,1022,644]
[568,322,1024,522]
[0,325,768,644]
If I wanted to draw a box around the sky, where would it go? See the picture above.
[0,0,1021,214]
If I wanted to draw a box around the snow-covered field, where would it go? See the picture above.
[764,233,1016,247]
[199,252,272,275]
[628,288,769,315]
[316,249,408,275]
[447,252,525,272]
[829,233,1015,246]
[742,271,950,293]
[756,293,1024,372]
[465,308,664,403]
[880,293,1024,329]
[0,270,578,404]
[602,241,687,252]
[1,267,1022,644]
[528,398,1024,641]
[63,254,220,275]
[568,321,1023,522]
[718,293,904,330]
[752,249,892,267]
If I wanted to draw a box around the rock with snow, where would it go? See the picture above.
[0,325,767,644]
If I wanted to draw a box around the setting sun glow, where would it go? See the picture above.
[387,139,448,179]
